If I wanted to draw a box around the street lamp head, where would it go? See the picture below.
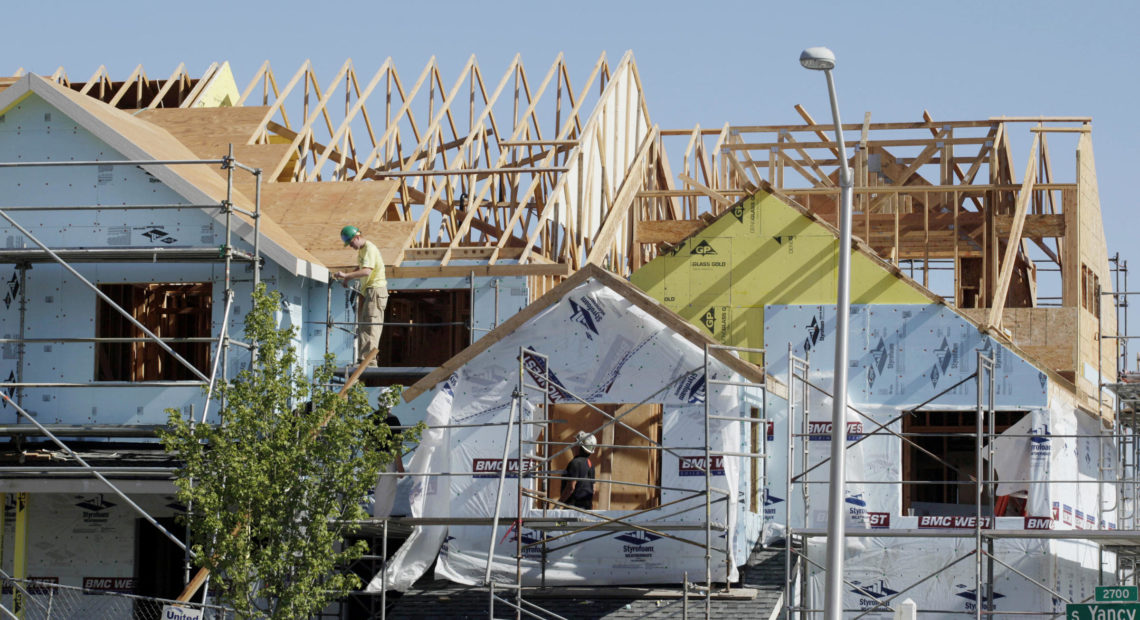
[800,47,836,71]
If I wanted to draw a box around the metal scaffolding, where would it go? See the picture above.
[349,342,771,620]
[0,151,265,615]
[778,276,1140,618]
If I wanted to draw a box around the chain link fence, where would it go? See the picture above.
[1,574,234,620]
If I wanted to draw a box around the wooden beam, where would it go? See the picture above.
[494,55,612,266]
[309,61,391,176]
[585,128,656,265]
[268,60,352,181]
[250,61,311,146]
[724,135,989,151]
[402,246,527,261]
[677,173,731,207]
[389,263,571,279]
[723,150,758,194]
[635,220,706,245]
[793,104,841,159]
[959,127,996,187]
[863,129,947,213]
[263,121,519,245]
[651,136,683,220]
[987,133,1040,328]
[439,56,537,266]
[144,63,187,110]
[923,110,984,211]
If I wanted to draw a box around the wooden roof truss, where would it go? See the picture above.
[24,63,216,110]
[641,112,1097,317]
[12,55,687,278]
[233,53,671,275]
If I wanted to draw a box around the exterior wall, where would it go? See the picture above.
[630,191,930,361]
[962,306,1078,380]
[386,277,759,587]
[0,92,317,426]
[627,180,1113,614]
[314,267,529,373]
[321,268,531,428]
[762,303,1049,534]
[1,491,180,591]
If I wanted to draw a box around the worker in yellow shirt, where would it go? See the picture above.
[333,225,388,366]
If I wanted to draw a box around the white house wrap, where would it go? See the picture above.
[374,266,775,589]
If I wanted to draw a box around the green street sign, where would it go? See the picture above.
[1067,602,1140,620]
[1098,587,1140,603]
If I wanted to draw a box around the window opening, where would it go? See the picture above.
[901,409,1024,516]
[372,289,470,386]
[538,403,662,510]
[95,283,212,381]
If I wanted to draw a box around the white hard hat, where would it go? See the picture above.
[576,431,597,454]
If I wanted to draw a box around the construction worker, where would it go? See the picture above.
[559,431,597,510]
[333,225,388,366]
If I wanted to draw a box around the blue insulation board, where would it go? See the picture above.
[764,304,1048,409]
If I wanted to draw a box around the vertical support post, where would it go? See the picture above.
[470,271,476,346]
[381,518,388,620]
[184,411,195,588]
[516,350,525,620]
[1100,287,1105,422]
[785,344,794,616]
[0,492,5,607]
[986,359,996,610]
[975,351,996,619]
[683,571,689,620]
[984,355,994,610]
[1098,292,1106,584]
[703,345,713,618]
[484,348,522,585]
[253,168,262,294]
[975,350,984,620]
[222,145,234,403]
[1124,260,1130,371]
[540,344,550,590]
[12,492,27,618]
[494,278,501,330]
[0,492,4,578]
[325,283,333,359]
[15,264,26,410]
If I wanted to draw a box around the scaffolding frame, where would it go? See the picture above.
[351,342,769,620]
[482,344,766,619]
[779,334,1140,618]
[12,56,689,283]
[3,63,1133,620]
[0,151,267,613]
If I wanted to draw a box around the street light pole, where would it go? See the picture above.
[801,46,854,620]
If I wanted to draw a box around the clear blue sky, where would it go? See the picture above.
[7,0,1140,287]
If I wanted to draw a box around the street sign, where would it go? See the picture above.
[1067,602,1140,620]
[1098,587,1140,603]
[160,605,203,620]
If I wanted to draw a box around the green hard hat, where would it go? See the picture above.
[340,225,360,246]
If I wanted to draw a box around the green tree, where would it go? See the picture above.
[161,285,415,619]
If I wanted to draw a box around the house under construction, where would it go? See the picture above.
[0,54,1133,619]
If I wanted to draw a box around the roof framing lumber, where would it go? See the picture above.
[14,54,681,276]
